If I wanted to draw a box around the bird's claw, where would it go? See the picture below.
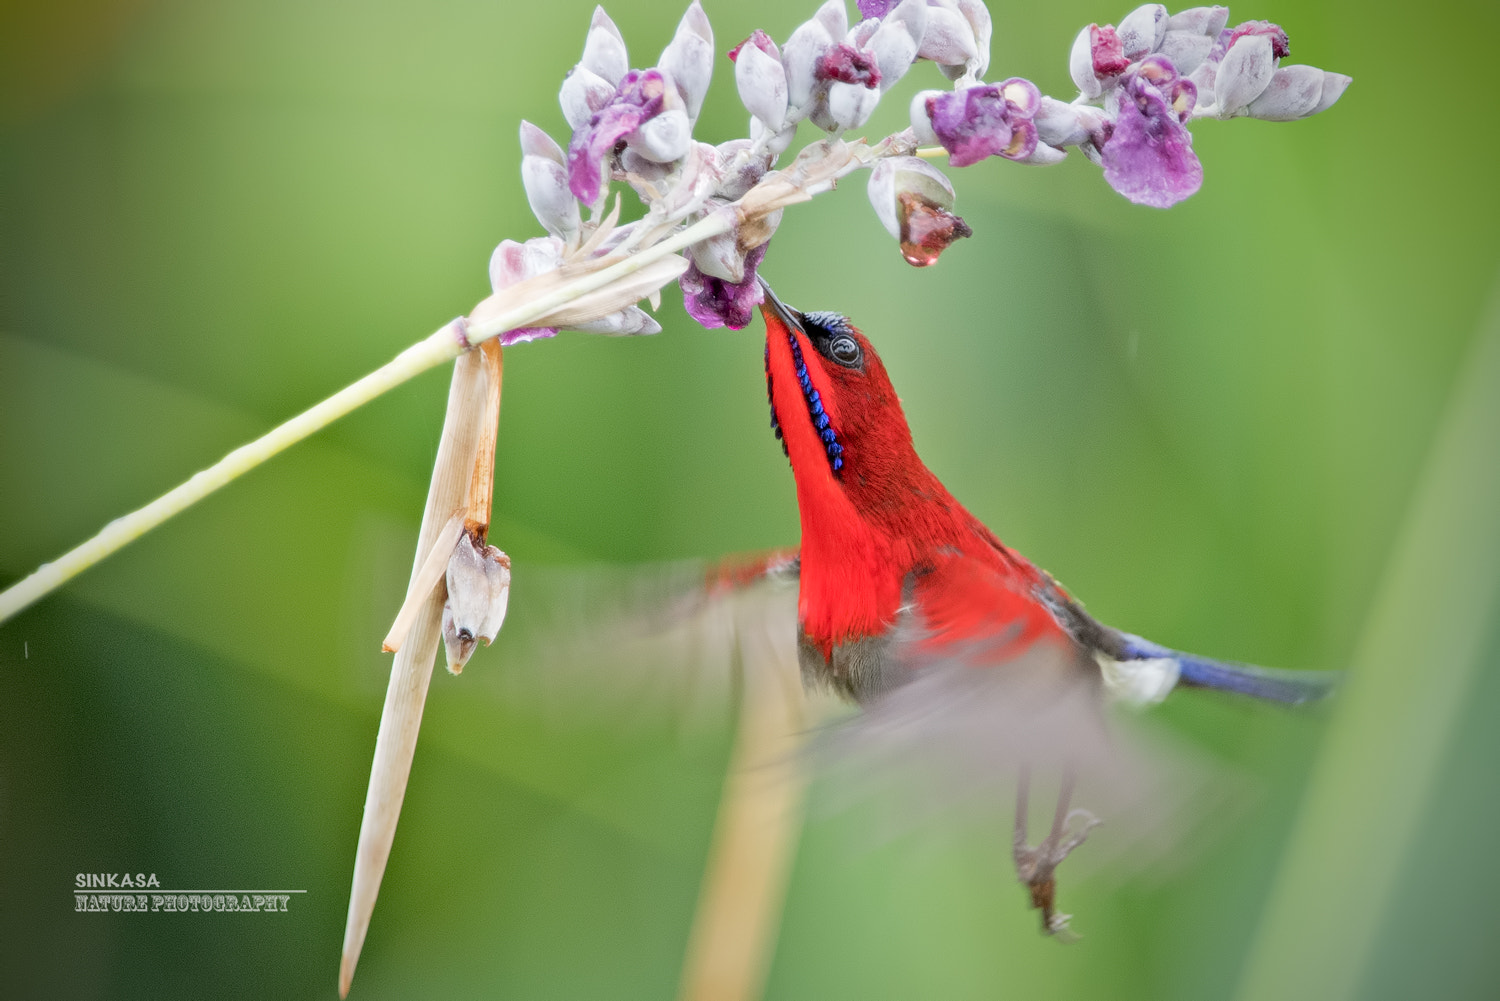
[1013,787,1099,938]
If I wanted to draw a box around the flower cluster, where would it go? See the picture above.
[488,0,1350,342]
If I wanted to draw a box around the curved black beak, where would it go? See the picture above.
[757,276,803,333]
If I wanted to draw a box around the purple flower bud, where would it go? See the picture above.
[1159,29,1214,76]
[1165,6,1229,37]
[1117,5,1168,61]
[866,156,971,266]
[858,0,900,17]
[732,30,789,129]
[519,122,581,240]
[925,78,1041,167]
[580,6,629,86]
[868,0,927,91]
[681,242,768,330]
[1214,32,1277,117]
[567,69,669,204]
[917,4,979,70]
[817,43,883,87]
[784,12,838,110]
[1101,69,1202,208]
[659,0,714,120]
[1092,24,1132,76]
[559,65,618,132]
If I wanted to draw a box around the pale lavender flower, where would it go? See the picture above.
[489,239,561,344]
[783,5,841,110]
[567,69,669,204]
[922,78,1041,167]
[731,30,789,130]
[867,0,927,91]
[858,0,900,17]
[917,3,979,70]
[681,243,768,329]
[491,236,661,339]
[658,1,714,120]
[1101,57,1201,208]
[1116,4,1168,61]
[519,122,580,240]
[579,6,629,85]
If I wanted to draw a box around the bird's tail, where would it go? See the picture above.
[1119,634,1337,706]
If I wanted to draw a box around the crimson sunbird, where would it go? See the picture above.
[747,278,1330,933]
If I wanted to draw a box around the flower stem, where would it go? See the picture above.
[0,212,737,626]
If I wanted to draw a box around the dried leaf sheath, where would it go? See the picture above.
[340,348,493,998]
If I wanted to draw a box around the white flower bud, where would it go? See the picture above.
[917,3,979,69]
[690,227,750,282]
[580,6,629,86]
[570,306,662,335]
[783,13,837,111]
[559,65,616,131]
[869,0,927,91]
[866,155,954,241]
[1014,143,1068,166]
[489,236,563,293]
[1033,95,1089,147]
[909,89,945,144]
[518,123,577,240]
[1158,29,1213,76]
[1214,33,1277,117]
[521,156,580,240]
[1165,6,1229,37]
[951,0,993,79]
[659,0,714,119]
[1245,64,1327,121]
[442,534,511,673]
[825,79,880,131]
[1117,4,1168,60]
[815,0,848,39]
[735,39,789,130]
[749,114,798,157]
[519,120,564,164]
[1069,26,1102,100]
[1310,72,1352,116]
[629,107,692,163]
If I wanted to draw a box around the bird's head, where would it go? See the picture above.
[758,279,920,503]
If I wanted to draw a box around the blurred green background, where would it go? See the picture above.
[2,0,1497,998]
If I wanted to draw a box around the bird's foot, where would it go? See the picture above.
[1013,767,1099,938]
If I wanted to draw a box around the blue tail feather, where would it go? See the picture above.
[1119,634,1336,706]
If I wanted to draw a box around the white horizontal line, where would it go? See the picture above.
[72,889,308,893]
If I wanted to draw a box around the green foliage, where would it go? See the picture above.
[2,0,1497,997]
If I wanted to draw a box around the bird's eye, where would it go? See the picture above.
[828,335,861,367]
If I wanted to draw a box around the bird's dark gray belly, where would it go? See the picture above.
[797,629,904,705]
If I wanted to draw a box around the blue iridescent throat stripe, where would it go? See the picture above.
[785,329,844,475]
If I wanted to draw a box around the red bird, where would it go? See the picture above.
[747,279,1329,933]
